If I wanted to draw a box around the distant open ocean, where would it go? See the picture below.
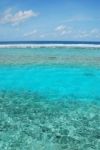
[0,41,100,44]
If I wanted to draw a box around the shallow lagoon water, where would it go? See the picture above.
[0,47,100,150]
[0,65,100,100]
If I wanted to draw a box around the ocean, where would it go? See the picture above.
[0,41,100,150]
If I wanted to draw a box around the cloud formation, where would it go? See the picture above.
[24,30,37,37]
[55,25,72,36]
[55,24,100,40]
[23,29,46,39]
[0,9,38,25]
[78,28,100,38]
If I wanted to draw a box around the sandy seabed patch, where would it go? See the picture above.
[0,91,100,150]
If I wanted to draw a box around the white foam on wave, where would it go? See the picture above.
[0,44,100,48]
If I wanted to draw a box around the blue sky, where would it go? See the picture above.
[0,0,100,41]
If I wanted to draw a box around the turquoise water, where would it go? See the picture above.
[0,47,100,150]
[0,65,100,100]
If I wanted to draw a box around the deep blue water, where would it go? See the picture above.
[0,40,100,45]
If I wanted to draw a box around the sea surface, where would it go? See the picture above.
[0,42,100,150]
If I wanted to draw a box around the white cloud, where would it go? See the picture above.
[55,24,100,40]
[75,28,100,39]
[0,9,38,25]
[55,25,72,36]
[55,25,66,31]
[24,30,46,39]
[24,30,37,37]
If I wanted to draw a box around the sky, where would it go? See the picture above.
[0,0,100,41]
